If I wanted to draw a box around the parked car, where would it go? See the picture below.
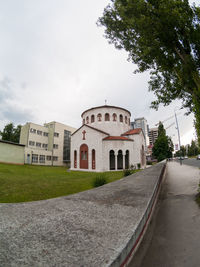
[196,155,200,160]
[184,156,188,159]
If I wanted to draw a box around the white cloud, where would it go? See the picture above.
[0,0,197,145]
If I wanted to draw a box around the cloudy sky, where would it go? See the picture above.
[0,0,198,146]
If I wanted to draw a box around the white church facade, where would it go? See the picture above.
[70,105,146,172]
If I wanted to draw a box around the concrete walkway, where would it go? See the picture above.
[0,163,164,267]
[129,161,200,267]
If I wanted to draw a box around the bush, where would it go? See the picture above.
[123,169,132,176]
[147,161,152,165]
[92,174,108,187]
[137,163,141,169]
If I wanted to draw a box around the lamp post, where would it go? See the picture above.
[174,108,182,165]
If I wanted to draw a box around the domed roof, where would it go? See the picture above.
[81,105,131,117]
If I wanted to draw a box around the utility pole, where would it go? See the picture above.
[174,109,182,165]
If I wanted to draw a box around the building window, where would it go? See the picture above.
[54,132,59,137]
[37,130,42,135]
[105,113,110,121]
[42,144,48,149]
[97,113,102,121]
[120,114,123,122]
[39,155,45,163]
[74,150,77,168]
[30,128,36,133]
[32,154,38,163]
[92,149,95,170]
[43,132,48,137]
[128,118,130,125]
[29,141,35,146]
[63,130,71,162]
[113,113,117,121]
[53,156,58,161]
[91,115,95,123]
[46,156,52,161]
[36,142,41,147]
[86,116,89,124]
[125,116,128,124]
[83,119,85,125]
[53,144,58,149]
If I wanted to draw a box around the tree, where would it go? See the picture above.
[98,0,200,146]
[0,123,21,143]
[152,122,174,161]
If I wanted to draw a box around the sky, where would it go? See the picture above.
[0,0,199,147]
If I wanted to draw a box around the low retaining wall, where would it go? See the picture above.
[112,162,166,267]
[0,162,166,267]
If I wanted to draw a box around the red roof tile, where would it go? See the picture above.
[103,136,133,141]
[122,128,142,136]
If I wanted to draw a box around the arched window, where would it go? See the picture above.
[86,116,89,124]
[74,150,77,168]
[82,119,85,125]
[92,149,95,169]
[97,113,102,121]
[125,150,129,169]
[113,113,117,121]
[125,116,128,124]
[105,113,110,121]
[91,115,95,123]
[120,114,123,123]
[117,150,123,169]
[109,150,115,170]
[128,118,130,125]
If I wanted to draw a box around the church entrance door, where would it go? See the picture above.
[80,144,88,169]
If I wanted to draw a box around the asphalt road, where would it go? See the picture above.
[129,161,200,267]
[176,158,200,168]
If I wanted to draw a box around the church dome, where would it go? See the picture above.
[81,105,131,136]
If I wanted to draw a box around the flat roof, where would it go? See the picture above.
[81,105,131,117]
[0,140,25,147]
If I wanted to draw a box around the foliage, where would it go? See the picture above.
[153,122,174,161]
[0,123,21,143]
[137,163,141,169]
[123,169,132,176]
[92,174,108,187]
[98,0,200,146]
[175,139,199,157]
[0,163,123,203]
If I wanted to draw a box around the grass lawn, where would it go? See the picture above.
[0,163,128,203]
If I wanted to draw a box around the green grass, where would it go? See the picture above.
[0,163,125,203]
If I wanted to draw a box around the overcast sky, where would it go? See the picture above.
[0,0,199,146]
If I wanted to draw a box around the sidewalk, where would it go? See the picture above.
[130,161,200,267]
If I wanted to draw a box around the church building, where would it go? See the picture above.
[70,105,146,172]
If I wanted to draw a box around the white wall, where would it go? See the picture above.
[82,106,131,136]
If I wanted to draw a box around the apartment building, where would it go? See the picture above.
[148,127,158,146]
[131,117,149,152]
[20,121,76,166]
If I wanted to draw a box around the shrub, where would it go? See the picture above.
[92,174,108,187]
[130,164,135,170]
[147,161,152,165]
[137,163,141,169]
[123,169,132,176]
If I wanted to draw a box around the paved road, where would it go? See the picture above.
[178,158,200,168]
[129,161,200,267]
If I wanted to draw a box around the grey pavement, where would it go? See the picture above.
[180,158,200,168]
[0,163,164,267]
[129,161,200,267]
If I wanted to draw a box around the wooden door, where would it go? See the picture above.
[80,144,88,169]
